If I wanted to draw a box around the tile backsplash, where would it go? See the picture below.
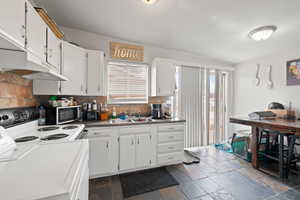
[0,72,37,109]
[37,95,171,116]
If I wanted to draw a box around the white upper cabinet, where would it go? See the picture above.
[86,50,106,96]
[26,1,47,61]
[0,0,26,48]
[61,42,87,95]
[151,58,176,96]
[47,28,61,72]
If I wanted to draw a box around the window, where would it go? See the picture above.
[107,62,148,104]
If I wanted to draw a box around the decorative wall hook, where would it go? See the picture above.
[267,65,274,88]
[255,64,261,86]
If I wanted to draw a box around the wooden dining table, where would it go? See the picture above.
[230,117,300,178]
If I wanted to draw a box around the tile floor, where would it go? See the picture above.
[89,146,300,200]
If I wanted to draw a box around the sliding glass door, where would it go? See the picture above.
[176,66,230,148]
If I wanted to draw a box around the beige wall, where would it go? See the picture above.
[60,26,232,67]
[0,72,37,109]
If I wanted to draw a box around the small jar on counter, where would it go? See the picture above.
[100,104,109,121]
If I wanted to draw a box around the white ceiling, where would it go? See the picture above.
[35,0,300,64]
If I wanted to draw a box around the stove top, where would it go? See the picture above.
[0,107,85,144]
[40,134,69,141]
[38,127,60,132]
[62,125,78,130]
[15,136,39,143]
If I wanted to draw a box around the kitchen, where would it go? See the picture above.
[1,0,300,200]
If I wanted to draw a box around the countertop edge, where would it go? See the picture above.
[77,119,186,128]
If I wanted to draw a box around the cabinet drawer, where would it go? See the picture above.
[87,128,115,138]
[158,124,184,132]
[119,126,151,134]
[158,132,184,143]
[158,142,184,153]
[158,152,183,164]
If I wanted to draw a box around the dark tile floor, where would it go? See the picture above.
[89,146,300,200]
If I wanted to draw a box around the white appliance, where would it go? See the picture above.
[9,121,85,144]
[0,133,89,200]
[0,107,86,161]
[0,126,37,162]
[0,107,89,200]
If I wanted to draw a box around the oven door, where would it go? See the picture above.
[56,106,80,124]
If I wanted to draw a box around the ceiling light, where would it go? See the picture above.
[142,0,158,4]
[248,25,277,41]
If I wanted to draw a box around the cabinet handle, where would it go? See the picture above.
[168,147,175,150]
[20,25,25,38]
[168,136,175,139]
[106,141,109,148]
[44,46,47,56]
[131,139,134,145]
[168,157,174,160]
[49,49,53,58]
[137,137,140,144]
[93,132,104,135]
[81,84,83,91]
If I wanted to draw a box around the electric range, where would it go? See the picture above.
[0,107,86,162]
[9,122,85,144]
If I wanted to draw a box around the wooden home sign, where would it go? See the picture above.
[109,42,144,62]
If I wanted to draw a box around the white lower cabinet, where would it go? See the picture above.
[87,128,118,178]
[156,124,185,166]
[135,133,152,168]
[89,137,112,176]
[119,134,136,171]
[87,123,185,179]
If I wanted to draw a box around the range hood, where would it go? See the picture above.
[0,49,68,81]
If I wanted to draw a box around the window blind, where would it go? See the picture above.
[108,62,148,104]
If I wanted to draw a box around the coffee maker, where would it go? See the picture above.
[151,104,163,119]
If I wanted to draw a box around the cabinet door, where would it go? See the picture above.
[119,135,135,171]
[89,137,112,177]
[86,50,105,96]
[47,28,61,72]
[154,59,176,96]
[0,0,26,47]
[136,134,152,168]
[26,2,47,61]
[61,42,86,95]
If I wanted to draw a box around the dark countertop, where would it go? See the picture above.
[74,118,186,128]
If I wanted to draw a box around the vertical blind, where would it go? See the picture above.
[108,62,148,104]
[178,67,230,148]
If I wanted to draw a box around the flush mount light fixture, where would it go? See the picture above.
[248,25,277,41]
[142,0,158,4]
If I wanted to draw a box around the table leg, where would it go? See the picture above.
[279,134,286,179]
[251,126,259,169]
